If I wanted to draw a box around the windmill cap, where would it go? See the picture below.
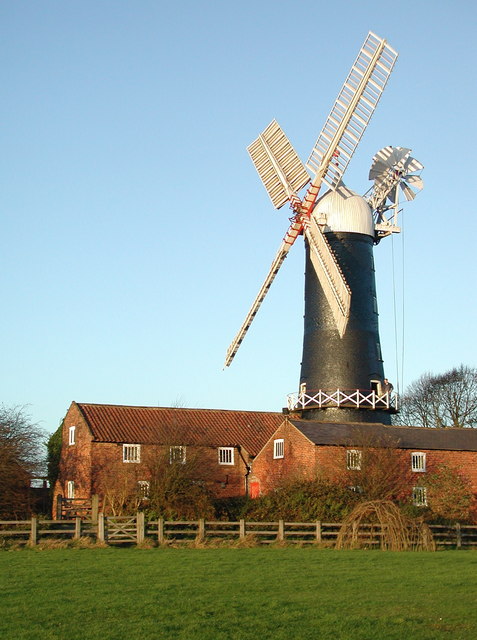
[313,184,374,237]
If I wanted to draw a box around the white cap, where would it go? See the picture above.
[312,184,374,237]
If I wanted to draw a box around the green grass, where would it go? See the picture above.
[1,547,477,640]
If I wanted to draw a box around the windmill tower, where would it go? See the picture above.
[224,33,423,424]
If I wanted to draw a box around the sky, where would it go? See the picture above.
[1,0,476,434]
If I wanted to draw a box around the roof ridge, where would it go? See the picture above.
[75,402,283,415]
[290,419,475,433]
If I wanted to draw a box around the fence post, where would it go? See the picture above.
[158,517,164,545]
[74,517,82,540]
[30,516,38,546]
[97,512,106,543]
[198,518,205,542]
[456,522,462,549]
[137,512,145,545]
[91,495,99,524]
[315,521,322,543]
[239,519,245,539]
[278,519,284,541]
[56,494,62,520]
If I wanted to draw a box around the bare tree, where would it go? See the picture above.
[395,365,477,428]
[334,432,414,503]
[423,464,475,522]
[0,405,47,518]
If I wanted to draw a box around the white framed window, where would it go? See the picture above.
[138,481,150,498]
[123,444,141,463]
[218,447,234,465]
[66,481,75,499]
[170,445,186,464]
[273,439,284,459]
[411,452,426,472]
[413,486,427,507]
[68,426,76,445]
[347,449,362,470]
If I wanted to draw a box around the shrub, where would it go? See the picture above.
[241,476,359,522]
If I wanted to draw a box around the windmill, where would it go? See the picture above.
[224,32,423,424]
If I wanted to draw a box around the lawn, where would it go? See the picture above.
[1,546,476,640]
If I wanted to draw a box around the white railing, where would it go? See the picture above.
[287,388,398,412]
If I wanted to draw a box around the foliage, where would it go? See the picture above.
[395,364,477,428]
[2,548,477,640]
[242,476,359,522]
[146,449,215,520]
[0,405,47,518]
[96,461,147,516]
[336,437,414,504]
[213,496,249,520]
[46,422,62,490]
[423,464,475,522]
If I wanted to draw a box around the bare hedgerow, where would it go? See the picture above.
[336,500,435,551]
[0,405,47,519]
[423,464,475,522]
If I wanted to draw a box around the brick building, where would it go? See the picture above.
[54,402,284,508]
[55,402,477,512]
[249,418,477,503]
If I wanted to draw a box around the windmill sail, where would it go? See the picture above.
[224,226,300,368]
[303,217,351,337]
[225,32,398,367]
[247,120,310,209]
[306,32,398,194]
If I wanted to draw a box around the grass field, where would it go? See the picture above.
[1,546,477,640]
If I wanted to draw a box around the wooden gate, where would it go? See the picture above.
[56,495,99,522]
[106,515,138,543]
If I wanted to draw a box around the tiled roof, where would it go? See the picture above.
[75,403,284,456]
[290,420,477,452]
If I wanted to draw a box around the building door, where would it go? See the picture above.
[249,481,260,499]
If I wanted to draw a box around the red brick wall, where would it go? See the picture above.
[55,405,477,509]
[251,423,477,497]
[90,442,250,500]
[53,402,93,507]
[55,404,253,509]
[250,421,318,495]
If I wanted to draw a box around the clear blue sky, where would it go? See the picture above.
[2,0,476,433]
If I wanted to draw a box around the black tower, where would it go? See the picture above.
[299,186,392,424]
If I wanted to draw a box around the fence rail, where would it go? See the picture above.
[2,516,477,549]
[0,518,97,545]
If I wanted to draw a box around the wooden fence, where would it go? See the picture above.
[2,515,477,549]
[56,495,99,521]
